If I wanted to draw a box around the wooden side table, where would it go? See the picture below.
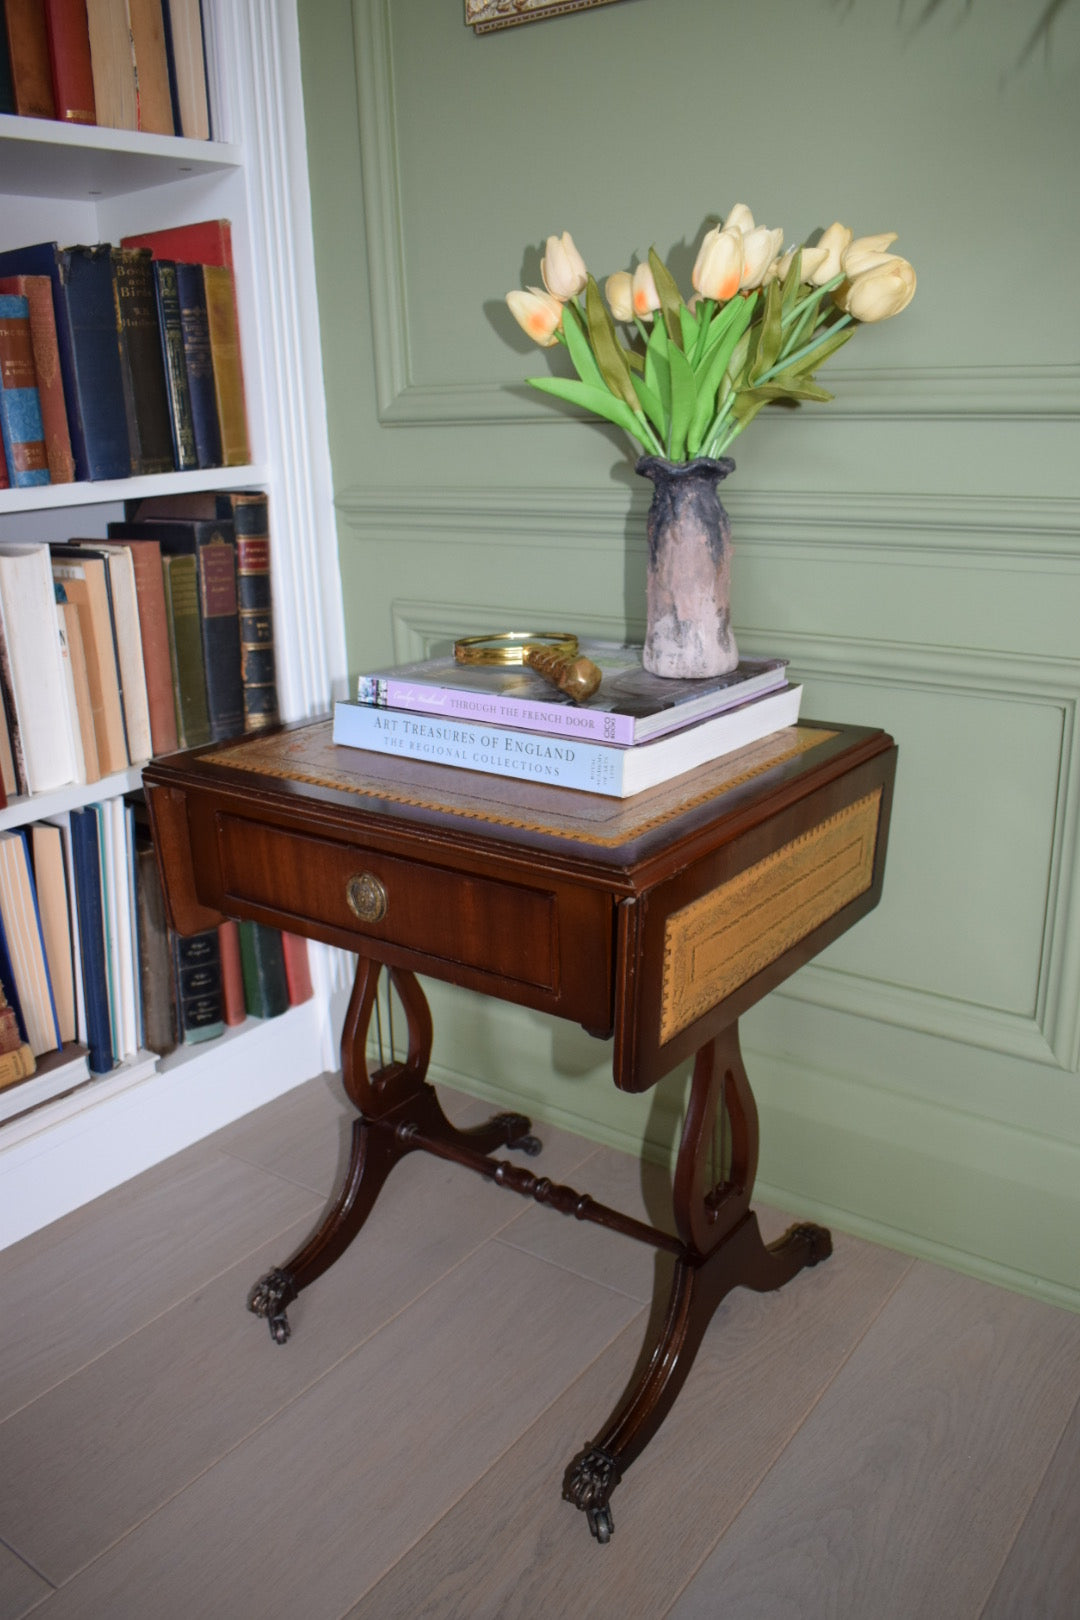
[144,716,895,1542]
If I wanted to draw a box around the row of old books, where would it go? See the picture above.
[0,488,278,809]
[333,640,803,798]
[0,794,313,1122]
[0,219,249,489]
[1,0,211,138]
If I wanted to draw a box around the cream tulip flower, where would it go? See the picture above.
[605,270,634,323]
[740,224,785,289]
[841,246,900,277]
[772,244,830,284]
[540,231,587,300]
[631,262,661,320]
[808,221,854,284]
[836,257,917,321]
[506,286,564,347]
[724,202,756,235]
[691,225,744,302]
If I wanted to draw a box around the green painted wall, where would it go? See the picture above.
[297,0,1080,1307]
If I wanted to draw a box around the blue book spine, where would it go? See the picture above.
[0,294,50,487]
[57,246,130,480]
[174,261,222,468]
[70,807,115,1074]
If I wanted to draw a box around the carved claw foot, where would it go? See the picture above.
[787,1222,833,1267]
[247,1267,297,1345]
[563,1445,622,1544]
[492,1112,543,1157]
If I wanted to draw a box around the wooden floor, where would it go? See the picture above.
[1,1072,1078,1620]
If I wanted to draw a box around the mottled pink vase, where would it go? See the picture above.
[637,455,739,679]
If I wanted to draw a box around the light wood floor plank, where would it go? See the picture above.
[669,1262,1080,1620]
[0,1539,50,1620]
[0,1140,587,1585]
[980,1394,1080,1619]
[0,1149,321,1421]
[31,1243,640,1620]
[348,1228,913,1618]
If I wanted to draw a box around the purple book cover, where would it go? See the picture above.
[357,641,789,747]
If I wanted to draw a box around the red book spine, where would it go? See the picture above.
[5,0,56,117]
[43,0,96,124]
[217,920,246,1026]
[0,274,76,483]
[119,219,234,271]
[113,537,179,755]
[282,934,313,1006]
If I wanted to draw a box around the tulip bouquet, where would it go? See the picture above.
[505,206,916,462]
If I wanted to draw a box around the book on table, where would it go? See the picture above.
[333,683,803,800]
[357,640,789,747]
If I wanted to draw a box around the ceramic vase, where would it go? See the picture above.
[637,454,739,679]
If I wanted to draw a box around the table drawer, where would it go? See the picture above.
[215,814,559,994]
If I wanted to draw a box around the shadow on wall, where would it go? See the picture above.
[829,0,1075,75]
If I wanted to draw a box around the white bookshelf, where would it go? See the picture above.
[0,0,350,1249]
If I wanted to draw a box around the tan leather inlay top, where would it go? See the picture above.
[204,721,834,848]
[659,788,882,1041]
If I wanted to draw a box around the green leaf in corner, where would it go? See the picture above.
[649,248,685,350]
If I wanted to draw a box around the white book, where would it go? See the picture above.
[333,684,803,799]
[0,545,80,794]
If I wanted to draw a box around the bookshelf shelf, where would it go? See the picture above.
[0,114,243,201]
[0,0,349,1248]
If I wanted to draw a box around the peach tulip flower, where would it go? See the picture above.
[540,231,588,300]
[692,225,744,302]
[506,286,565,347]
[808,221,854,285]
[631,262,661,319]
[605,270,634,323]
[740,225,785,289]
[836,257,917,321]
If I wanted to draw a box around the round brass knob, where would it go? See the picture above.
[346,872,388,923]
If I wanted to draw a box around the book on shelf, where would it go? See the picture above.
[84,0,138,129]
[0,272,76,482]
[4,0,56,118]
[49,546,129,775]
[172,260,222,468]
[237,920,289,1019]
[126,0,174,135]
[357,642,791,747]
[161,0,209,139]
[99,795,138,1060]
[111,247,175,477]
[282,933,313,1006]
[28,821,77,1045]
[0,828,62,1057]
[109,535,179,755]
[149,260,199,473]
[332,683,804,799]
[53,588,93,785]
[127,488,281,733]
[0,292,50,489]
[0,543,81,793]
[109,516,244,742]
[160,551,210,749]
[43,0,97,124]
[132,816,178,1056]
[0,14,14,113]
[217,918,246,1026]
[61,541,153,763]
[0,605,27,797]
[0,700,15,801]
[171,925,224,1044]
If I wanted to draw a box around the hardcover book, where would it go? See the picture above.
[0,829,62,1057]
[43,0,96,123]
[172,260,221,468]
[4,0,55,117]
[0,293,49,488]
[237,920,289,1020]
[227,490,280,730]
[111,247,175,476]
[109,517,244,742]
[333,684,803,799]
[160,551,211,749]
[357,642,790,747]
[0,543,81,793]
[84,0,137,128]
[126,0,174,134]
[0,273,76,482]
[201,263,250,466]
[69,804,114,1072]
[133,824,178,1055]
[150,260,198,472]
[49,546,130,775]
[161,0,209,139]
[171,925,224,1044]
[217,918,246,1026]
[110,535,179,755]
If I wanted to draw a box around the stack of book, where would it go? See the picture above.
[333,640,802,799]
[0,219,250,489]
[1,0,211,139]
[0,487,280,809]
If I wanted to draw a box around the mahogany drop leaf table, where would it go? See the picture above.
[144,716,896,1543]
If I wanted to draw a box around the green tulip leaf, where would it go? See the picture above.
[649,248,685,350]
[698,291,756,365]
[748,280,783,384]
[780,249,803,313]
[687,295,756,452]
[527,375,653,448]
[645,318,672,422]
[631,373,666,436]
[583,274,639,411]
[666,343,697,460]
[560,300,604,390]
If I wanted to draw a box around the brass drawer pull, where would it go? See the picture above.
[346,872,388,923]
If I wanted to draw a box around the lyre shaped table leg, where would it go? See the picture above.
[248,956,541,1342]
[563,1023,831,1542]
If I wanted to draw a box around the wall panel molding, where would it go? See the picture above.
[351,0,1079,427]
